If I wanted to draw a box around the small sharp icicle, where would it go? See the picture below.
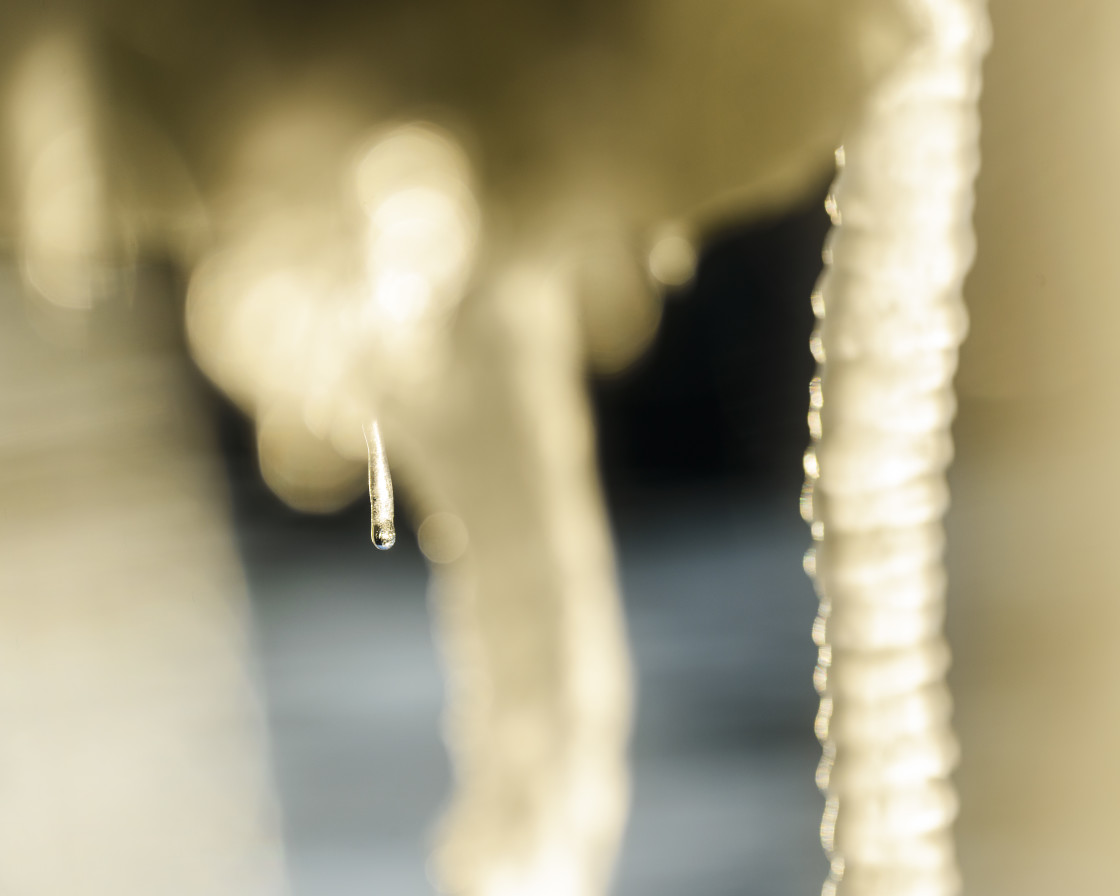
[363,420,396,549]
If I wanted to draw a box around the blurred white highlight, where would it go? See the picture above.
[357,123,479,334]
[418,512,469,565]
[6,29,131,311]
[646,228,696,289]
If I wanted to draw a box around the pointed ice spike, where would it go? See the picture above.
[363,419,396,549]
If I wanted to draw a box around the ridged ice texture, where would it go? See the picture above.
[801,2,989,895]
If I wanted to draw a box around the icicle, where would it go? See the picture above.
[803,1,989,894]
[363,419,396,549]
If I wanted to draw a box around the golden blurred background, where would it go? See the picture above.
[0,1,1115,895]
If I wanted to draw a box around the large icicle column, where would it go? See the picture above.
[802,1,989,894]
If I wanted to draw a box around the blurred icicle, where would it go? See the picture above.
[420,262,633,896]
[5,26,133,313]
[802,1,989,894]
[0,275,289,896]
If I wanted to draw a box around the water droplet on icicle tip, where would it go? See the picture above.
[373,520,396,549]
[363,419,396,550]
